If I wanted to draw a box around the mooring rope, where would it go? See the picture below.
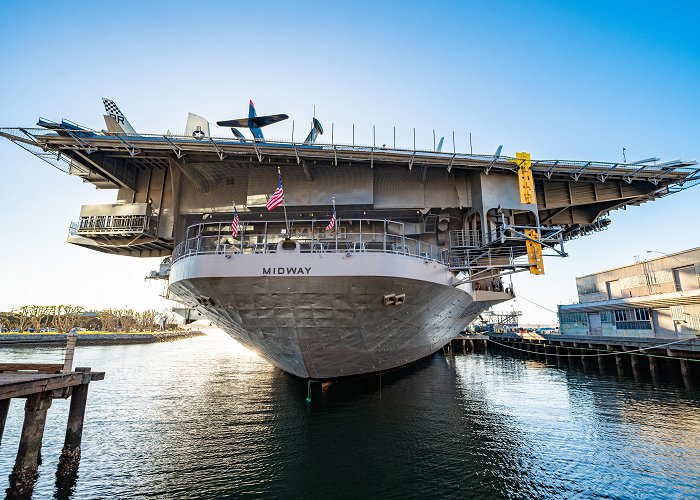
[485,337,699,361]
[513,294,559,314]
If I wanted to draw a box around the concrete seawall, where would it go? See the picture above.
[0,331,205,347]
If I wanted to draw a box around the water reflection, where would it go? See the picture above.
[0,330,698,499]
[455,353,700,498]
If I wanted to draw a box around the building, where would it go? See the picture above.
[559,248,700,338]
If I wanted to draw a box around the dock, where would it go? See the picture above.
[0,336,104,496]
[451,334,699,389]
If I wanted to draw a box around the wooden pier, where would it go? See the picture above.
[449,335,490,354]
[0,337,104,496]
[452,334,699,389]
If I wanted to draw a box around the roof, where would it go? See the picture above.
[575,246,700,280]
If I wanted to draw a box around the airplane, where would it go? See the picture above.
[436,136,444,153]
[98,98,323,145]
[184,113,210,140]
[304,117,323,145]
[102,98,212,141]
[216,100,288,142]
[102,98,137,134]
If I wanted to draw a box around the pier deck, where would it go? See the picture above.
[0,364,104,400]
[0,360,104,496]
[493,333,700,355]
[463,333,700,390]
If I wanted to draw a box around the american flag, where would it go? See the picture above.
[326,205,336,231]
[231,207,239,237]
[266,175,284,211]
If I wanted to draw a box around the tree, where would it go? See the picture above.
[13,306,33,332]
[27,305,46,332]
[53,305,85,333]
[118,309,138,332]
[137,310,158,331]
[99,309,119,332]
[0,312,18,332]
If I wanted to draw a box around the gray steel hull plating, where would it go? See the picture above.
[169,252,509,378]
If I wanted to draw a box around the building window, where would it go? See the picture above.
[576,284,598,295]
[560,313,588,325]
[612,308,652,331]
[634,308,650,321]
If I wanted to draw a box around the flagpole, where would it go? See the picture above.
[279,166,290,236]
[332,196,337,251]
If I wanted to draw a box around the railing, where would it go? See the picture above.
[450,224,567,259]
[172,219,449,265]
[2,127,697,187]
[69,215,158,236]
[448,246,522,270]
[449,229,482,248]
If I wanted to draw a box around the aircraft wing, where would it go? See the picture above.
[252,114,289,127]
[216,118,250,127]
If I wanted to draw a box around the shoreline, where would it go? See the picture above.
[0,330,205,347]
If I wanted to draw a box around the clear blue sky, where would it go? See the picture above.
[0,1,698,322]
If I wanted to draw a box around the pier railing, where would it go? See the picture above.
[172,219,449,265]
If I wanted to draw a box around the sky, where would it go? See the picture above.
[0,0,698,323]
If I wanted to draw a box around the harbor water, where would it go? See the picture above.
[1,329,699,499]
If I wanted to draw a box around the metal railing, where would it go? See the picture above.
[449,229,482,248]
[69,215,158,236]
[448,246,525,270]
[1,127,697,187]
[172,219,449,265]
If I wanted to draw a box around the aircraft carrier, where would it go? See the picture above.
[1,100,698,378]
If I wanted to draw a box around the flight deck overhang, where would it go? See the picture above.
[1,126,698,255]
[1,127,697,191]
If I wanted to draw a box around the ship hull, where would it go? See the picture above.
[169,252,510,378]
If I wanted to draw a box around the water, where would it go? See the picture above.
[1,330,699,499]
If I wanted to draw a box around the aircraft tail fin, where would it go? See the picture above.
[102,98,136,134]
[303,117,324,145]
[231,128,246,141]
[249,100,257,119]
[185,113,210,139]
[436,137,445,153]
[103,115,124,133]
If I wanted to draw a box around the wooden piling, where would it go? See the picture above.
[624,347,642,382]
[7,393,53,496]
[62,334,77,373]
[579,346,589,371]
[615,353,625,379]
[555,346,566,367]
[597,354,606,375]
[491,335,697,388]
[57,369,91,477]
[648,357,661,386]
[0,398,10,447]
[679,359,694,391]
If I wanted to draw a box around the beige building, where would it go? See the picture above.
[558,248,700,338]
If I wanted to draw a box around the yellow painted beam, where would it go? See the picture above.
[524,228,545,275]
[516,151,535,205]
